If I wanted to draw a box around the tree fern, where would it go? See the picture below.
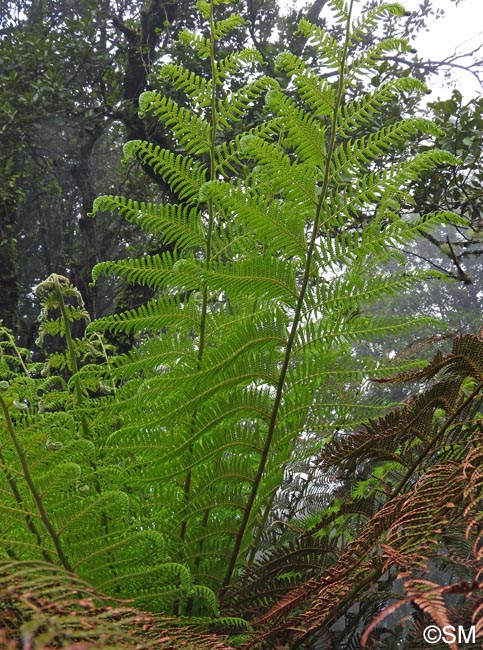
[86,0,460,616]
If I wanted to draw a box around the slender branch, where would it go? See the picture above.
[111,15,137,42]
[446,237,472,284]
[398,246,452,275]
[383,52,483,89]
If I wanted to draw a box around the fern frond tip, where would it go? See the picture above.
[381,3,410,18]
[122,140,142,164]
[138,91,157,118]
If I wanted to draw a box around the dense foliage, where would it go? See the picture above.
[2,1,483,649]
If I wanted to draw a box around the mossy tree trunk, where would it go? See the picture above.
[0,219,19,332]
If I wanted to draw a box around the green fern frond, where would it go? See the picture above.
[296,18,342,68]
[240,134,318,205]
[91,251,177,290]
[400,148,462,181]
[91,195,205,250]
[265,89,327,166]
[82,334,197,378]
[294,315,441,355]
[123,141,207,202]
[202,257,299,303]
[347,38,415,82]
[203,181,307,258]
[349,3,408,46]
[302,269,441,320]
[215,48,263,81]
[138,93,211,155]
[274,52,336,117]
[213,14,247,40]
[337,77,427,137]
[91,295,201,336]
[178,28,211,59]
[86,0,461,615]
[160,63,212,108]
[217,77,277,128]
[331,119,439,178]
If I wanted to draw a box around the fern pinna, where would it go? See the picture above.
[86,0,461,616]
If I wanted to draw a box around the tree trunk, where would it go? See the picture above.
[70,125,104,319]
[0,191,20,332]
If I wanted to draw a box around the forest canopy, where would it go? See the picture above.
[1,0,483,648]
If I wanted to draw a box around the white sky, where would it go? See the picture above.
[281,0,483,99]
[404,0,483,98]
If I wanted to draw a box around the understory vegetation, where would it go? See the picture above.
[2,1,483,648]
